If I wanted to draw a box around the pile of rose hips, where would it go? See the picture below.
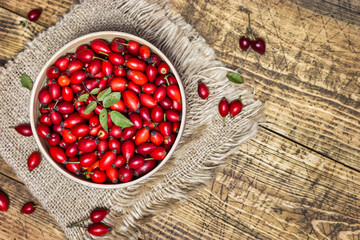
[36,37,182,184]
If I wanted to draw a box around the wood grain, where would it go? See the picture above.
[0,174,66,240]
[0,0,73,28]
[140,127,360,240]
[169,0,360,170]
[0,7,44,63]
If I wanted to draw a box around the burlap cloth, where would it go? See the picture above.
[0,0,264,239]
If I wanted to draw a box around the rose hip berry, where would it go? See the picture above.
[0,191,9,212]
[198,82,209,99]
[21,202,36,214]
[229,98,243,117]
[36,37,183,184]
[27,9,42,22]
[28,151,41,170]
[12,124,33,137]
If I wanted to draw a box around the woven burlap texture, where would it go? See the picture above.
[0,0,264,239]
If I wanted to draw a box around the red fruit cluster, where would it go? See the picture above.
[218,97,243,123]
[36,38,182,184]
[69,208,111,236]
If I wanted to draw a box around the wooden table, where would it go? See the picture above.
[0,0,359,239]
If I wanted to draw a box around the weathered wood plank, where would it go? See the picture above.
[0,0,74,28]
[169,0,360,169]
[0,174,66,240]
[140,127,360,240]
[0,7,44,63]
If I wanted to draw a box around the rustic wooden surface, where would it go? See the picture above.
[0,0,359,239]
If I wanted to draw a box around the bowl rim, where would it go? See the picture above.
[29,31,186,189]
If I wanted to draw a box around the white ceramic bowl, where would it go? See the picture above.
[29,32,186,189]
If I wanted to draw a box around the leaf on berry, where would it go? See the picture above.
[99,109,108,133]
[83,101,97,114]
[20,74,33,90]
[103,92,121,108]
[78,94,89,102]
[90,88,100,94]
[226,72,243,84]
[97,87,112,101]
[110,111,133,128]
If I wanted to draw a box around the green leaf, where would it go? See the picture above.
[83,101,97,114]
[90,88,100,94]
[103,92,121,108]
[78,94,89,102]
[226,72,243,84]
[99,109,108,133]
[110,111,134,128]
[20,74,33,90]
[97,87,112,101]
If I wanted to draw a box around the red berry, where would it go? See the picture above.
[198,82,209,99]
[134,160,157,176]
[46,66,60,79]
[78,136,97,153]
[251,38,266,55]
[239,37,251,51]
[151,106,164,123]
[118,165,134,183]
[150,146,167,160]
[122,139,135,160]
[123,90,140,111]
[91,169,107,183]
[108,52,124,65]
[27,151,41,170]
[114,154,126,168]
[55,56,69,72]
[126,58,147,72]
[90,39,111,55]
[158,62,169,75]
[89,208,110,223]
[136,142,156,155]
[37,124,51,139]
[80,152,97,167]
[128,155,145,169]
[66,158,81,174]
[13,124,33,137]
[38,88,52,105]
[150,131,164,145]
[106,167,118,183]
[218,98,229,117]
[229,99,243,117]
[166,84,181,102]
[139,45,151,61]
[49,146,67,164]
[109,77,127,92]
[27,9,42,22]
[153,85,166,102]
[65,142,79,157]
[99,151,116,171]
[76,49,94,63]
[0,191,8,212]
[126,40,140,55]
[127,69,148,85]
[21,202,36,214]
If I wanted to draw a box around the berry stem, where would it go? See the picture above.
[247,13,251,33]
[98,51,108,56]
[93,56,108,62]
[223,117,226,127]
[144,158,154,161]
[164,76,170,86]
[81,82,104,107]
